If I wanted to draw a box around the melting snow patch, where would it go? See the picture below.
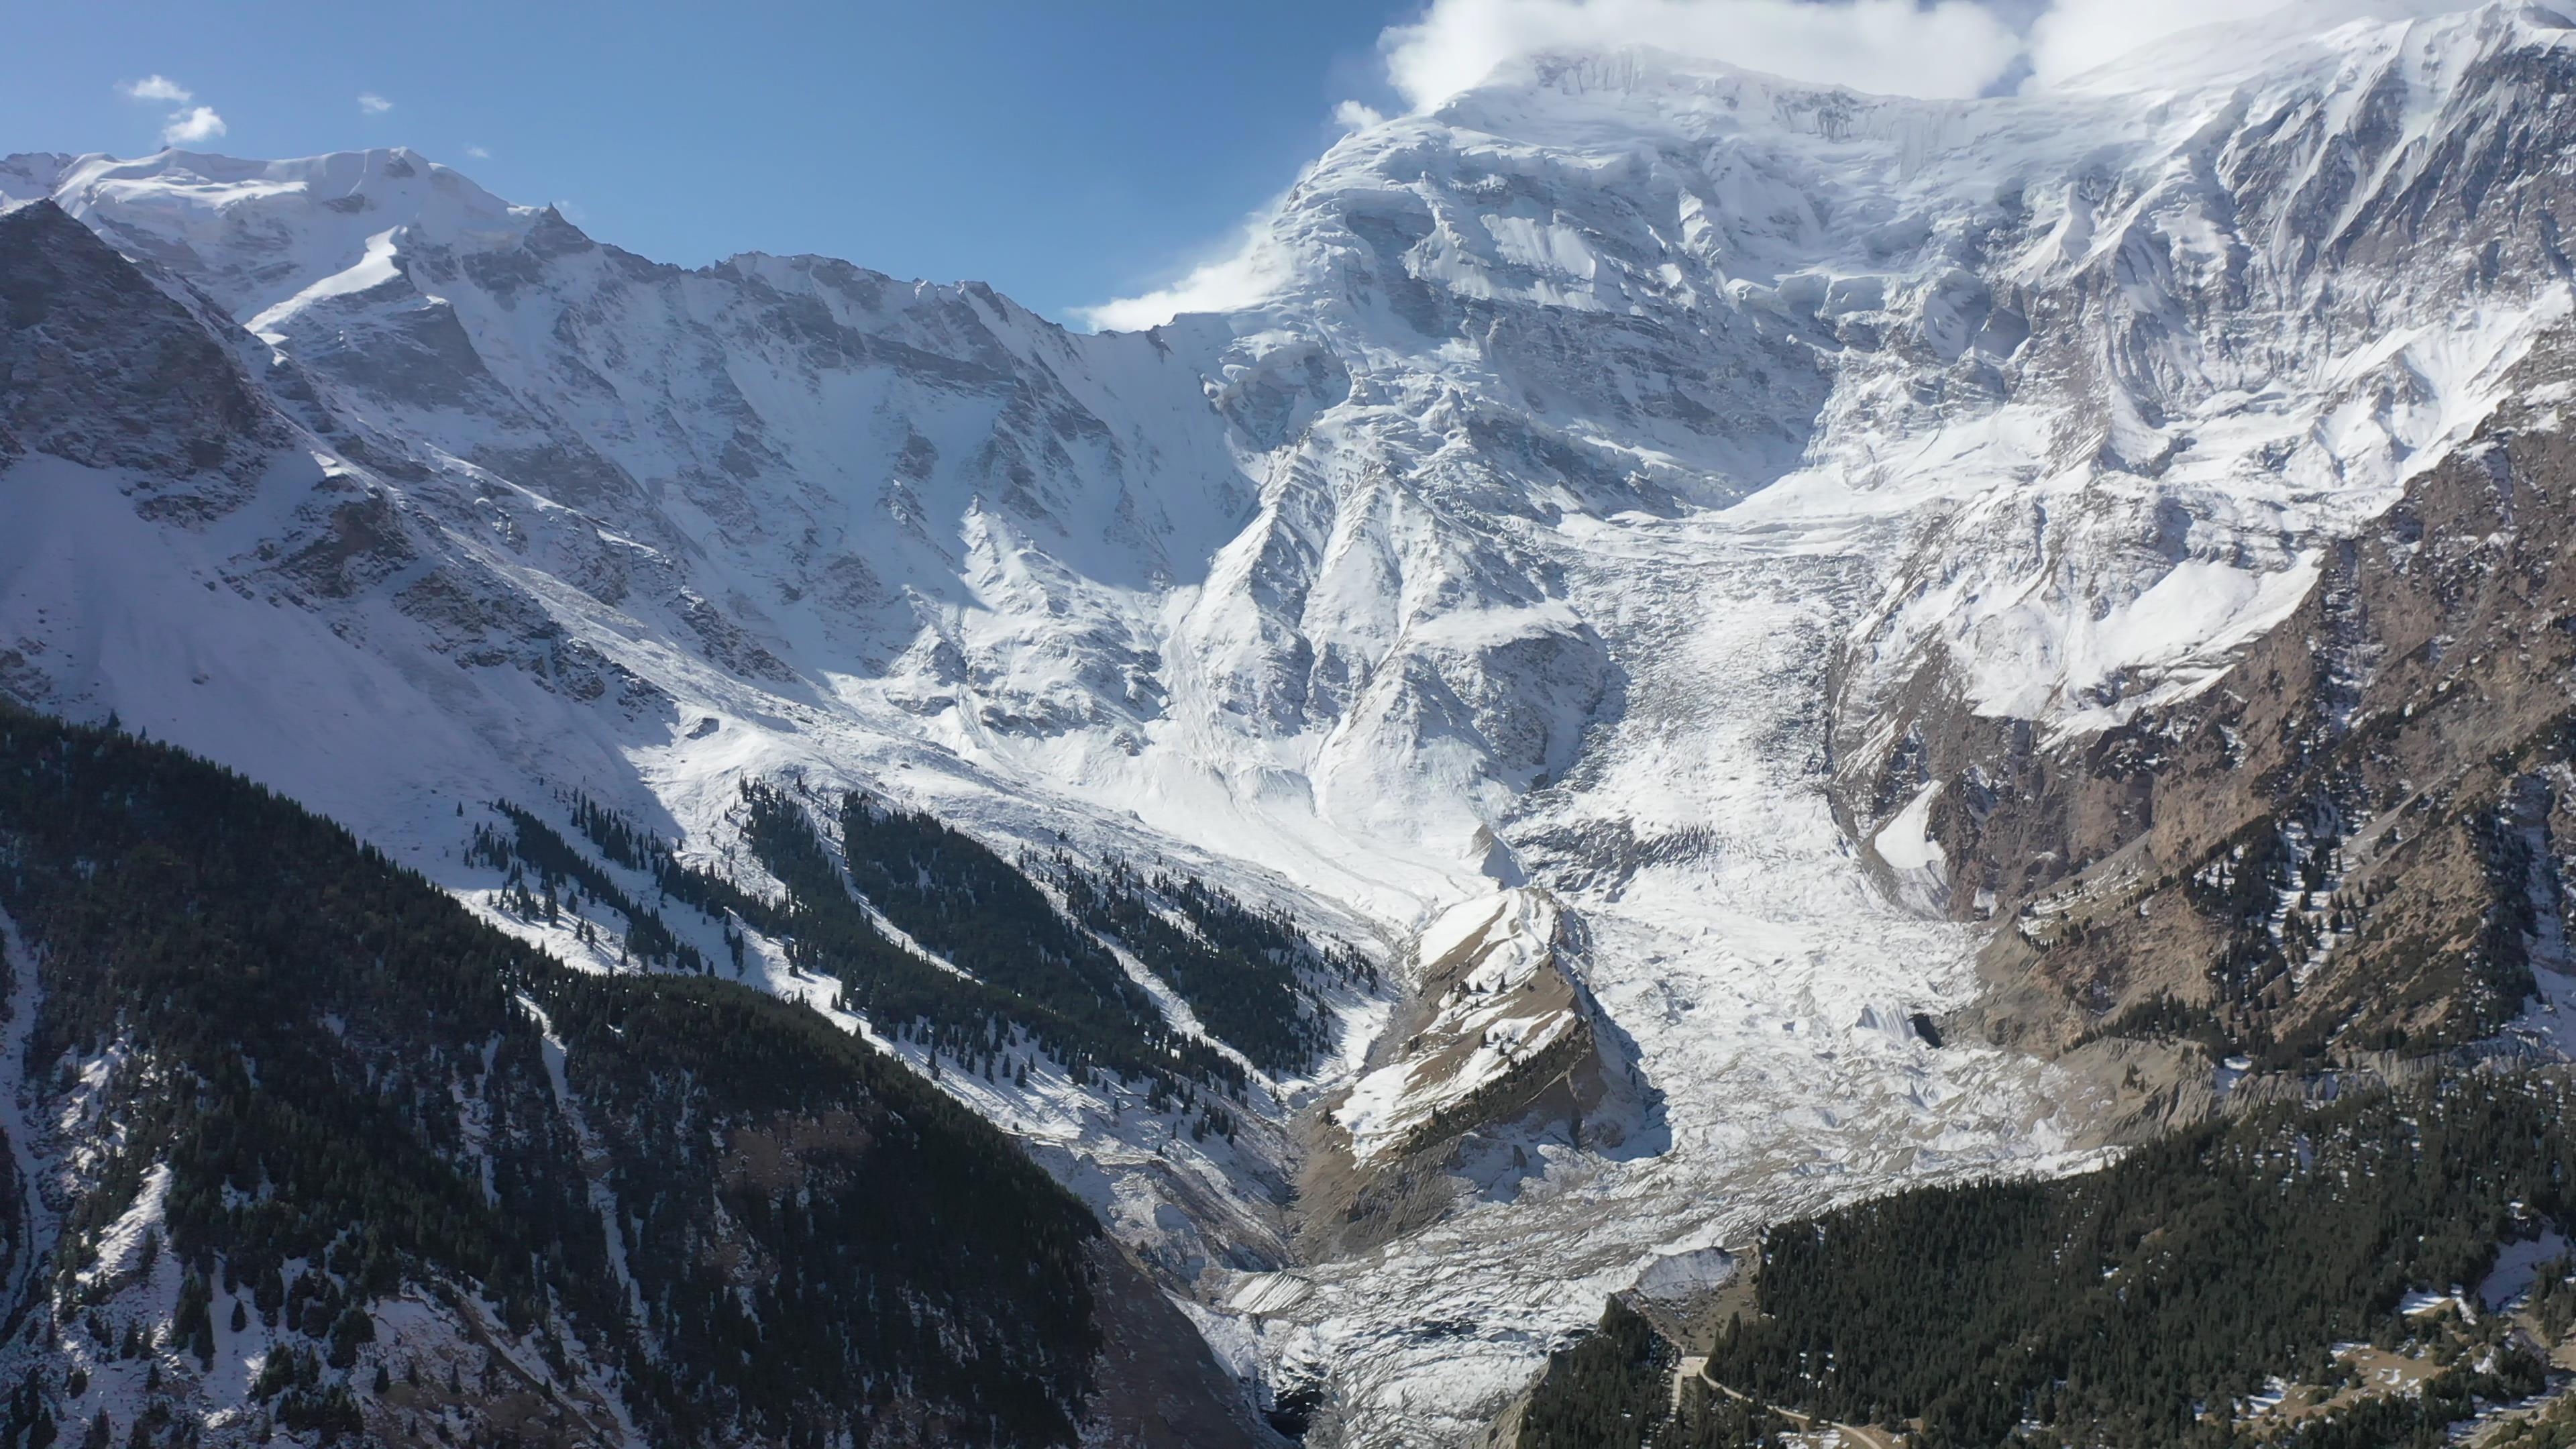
[1632,1247,1739,1304]
[80,1162,172,1289]
[2398,1289,2473,1322]
[2479,1230,2569,1311]
[1874,783,1945,873]
[1876,782,1949,914]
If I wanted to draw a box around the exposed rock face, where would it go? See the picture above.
[1295,890,1644,1263]
[1792,2,2576,1076]
[0,201,281,506]
[1947,365,2576,1070]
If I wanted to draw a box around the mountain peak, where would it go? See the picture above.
[24,146,537,324]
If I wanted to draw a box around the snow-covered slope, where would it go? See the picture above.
[7,5,2576,1442]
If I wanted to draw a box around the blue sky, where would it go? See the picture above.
[0,1,1412,322]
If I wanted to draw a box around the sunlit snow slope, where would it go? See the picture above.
[7,4,2576,1442]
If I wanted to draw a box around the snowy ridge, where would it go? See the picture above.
[1330,890,1577,1164]
[6,4,2576,1440]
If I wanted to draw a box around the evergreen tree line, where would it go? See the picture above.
[466,801,711,973]
[2491,1373,2576,1449]
[0,706,1117,1448]
[1700,1071,2573,1446]
[561,789,778,971]
[727,784,1250,1118]
[534,971,1103,1446]
[498,777,1374,1097]
[1516,1301,1797,1449]
[837,791,1164,1037]
[1515,1299,1672,1448]
[1046,853,1348,1076]
[1520,1071,2575,1448]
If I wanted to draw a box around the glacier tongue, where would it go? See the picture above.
[1254,506,2112,1441]
[7,3,2576,1442]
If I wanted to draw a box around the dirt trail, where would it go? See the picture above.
[1672,1356,1706,1413]
[1682,1362,1902,1448]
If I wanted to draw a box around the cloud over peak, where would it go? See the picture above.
[1071,215,1296,333]
[115,74,226,148]
[1369,0,2473,110]
[1080,0,2475,329]
[1333,99,1389,131]
[160,106,228,146]
[359,93,394,115]
[1380,0,2027,107]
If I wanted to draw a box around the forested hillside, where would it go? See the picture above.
[725,782,1256,1136]
[0,707,1268,1448]
[1519,1071,2576,1448]
[1050,853,1371,1076]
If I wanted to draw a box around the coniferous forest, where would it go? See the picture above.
[0,706,1153,1448]
[730,782,1253,1130]
[1049,853,1375,1076]
[468,774,1367,1140]
[1517,1070,2576,1448]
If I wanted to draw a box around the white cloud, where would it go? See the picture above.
[1379,0,2027,107]
[2023,0,2455,89]
[118,74,193,104]
[161,106,228,146]
[1375,0,2474,106]
[119,73,227,149]
[1073,215,1297,332]
[2025,0,2261,86]
[358,93,394,115]
[466,145,492,159]
[1333,99,1387,131]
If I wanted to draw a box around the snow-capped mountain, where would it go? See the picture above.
[7,3,2576,1442]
